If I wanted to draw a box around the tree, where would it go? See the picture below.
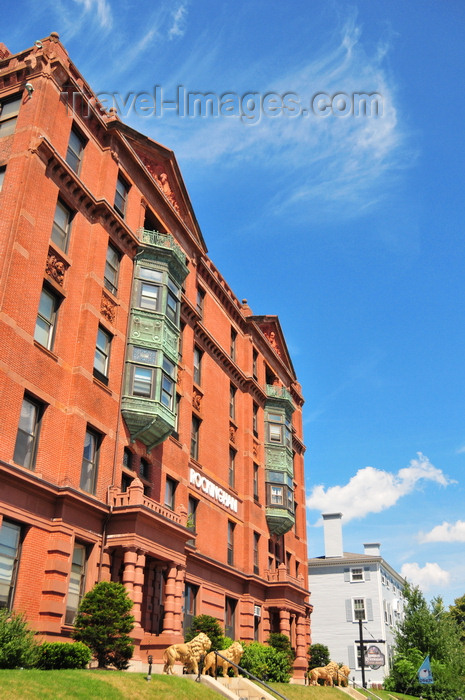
[308,643,330,670]
[384,583,465,698]
[185,614,224,650]
[0,609,38,669]
[267,633,295,665]
[448,593,465,644]
[72,581,135,669]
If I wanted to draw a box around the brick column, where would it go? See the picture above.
[122,547,138,597]
[293,613,308,681]
[162,563,177,634]
[279,608,291,636]
[262,607,271,638]
[173,564,186,635]
[132,550,146,629]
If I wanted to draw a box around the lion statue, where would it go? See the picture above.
[336,664,350,686]
[308,667,333,686]
[202,641,244,677]
[163,632,212,675]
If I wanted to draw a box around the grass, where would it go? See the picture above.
[0,670,222,700]
[0,671,425,700]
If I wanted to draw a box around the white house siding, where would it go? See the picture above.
[309,556,404,688]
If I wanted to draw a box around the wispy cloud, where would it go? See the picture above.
[306,453,453,523]
[400,561,450,591]
[153,11,409,221]
[419,520,465,543]
[169,2,189,39]
[72,0,113,30]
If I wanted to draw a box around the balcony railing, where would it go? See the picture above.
[266,384,293,403]
[138,228,186,266]
[112,486,183,526]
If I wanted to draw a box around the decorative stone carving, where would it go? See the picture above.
[264,329,281,356]
[45,252,66,285]
[138,155,180,213]
[192,388,202,411]
[162,632,212,675]
[229,424,236,443]
[100,293,116,323]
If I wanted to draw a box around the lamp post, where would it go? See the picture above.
[146,654,153,681]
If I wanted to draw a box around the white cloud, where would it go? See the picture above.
[153,11,409,220]
[306,453,452,522]
[419,520,465,543]
[72,0,112,30]
[400,562,450,591]
[169,3,188,39]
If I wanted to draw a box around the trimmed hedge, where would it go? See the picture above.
[36,642,92,669]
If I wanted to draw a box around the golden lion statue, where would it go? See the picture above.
[308,661,338,686]
[202,641,244,677]
[336,664,350,686]
[162,632,212,675]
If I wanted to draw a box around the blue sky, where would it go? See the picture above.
[4,0,465,607]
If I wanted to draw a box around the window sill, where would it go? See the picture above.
[92,376,112,395]
[33,340,59,362]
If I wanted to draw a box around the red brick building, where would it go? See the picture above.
[0,34,311,677]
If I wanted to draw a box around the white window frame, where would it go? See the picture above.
[351,567,364,582]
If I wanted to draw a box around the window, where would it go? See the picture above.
[253,532,260,574]
[252,348,258,379]
[227,521,235,566]
[229,447,236,488]
[173,393,181,439]
[187,496,198,532]
[80,428,100,494]
[356,644,368,669]
[253,463,259,500]
[93,326,111,383]
[351,567,364,582]
[34,287,59,350]
[196,287,205,317]
[161,357,175,410]
[229,384,236,420]
[65,543,87,624]
[353,598,366,621]
[0,520,22,609]
[121,474,133,492]
[164,476,177,510]
[0,95,21,137]
[133,366,154,397]
[138,267,163,311]
[225,596,237,640]
[0,165,5,192]
[253,402,258,436]
[123,447,133,470]
[140,458,149,479]
[104,243,120,295]
[66,127,85,174]
[166,278,180,324]
[51,199,73,252]
[193,346,202,385]
[13,395,43,469]
[183,582,198,635]
[190,415,200,460]
[114,173,129,218]
[271,485,283,505]
[230,328,237,360]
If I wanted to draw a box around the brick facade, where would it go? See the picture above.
[0,34,311,678]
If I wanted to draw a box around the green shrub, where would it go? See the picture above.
[0,609,39,669]
[267,633,295,664]
[185,614,224,650]
[73,581,134,669]
[36,641,91,669]
[308,642,330,670]
[240,641,292,682]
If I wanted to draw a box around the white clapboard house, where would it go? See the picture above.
[308,513,406,688]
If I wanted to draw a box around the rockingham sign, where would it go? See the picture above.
[189,468,238,513]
